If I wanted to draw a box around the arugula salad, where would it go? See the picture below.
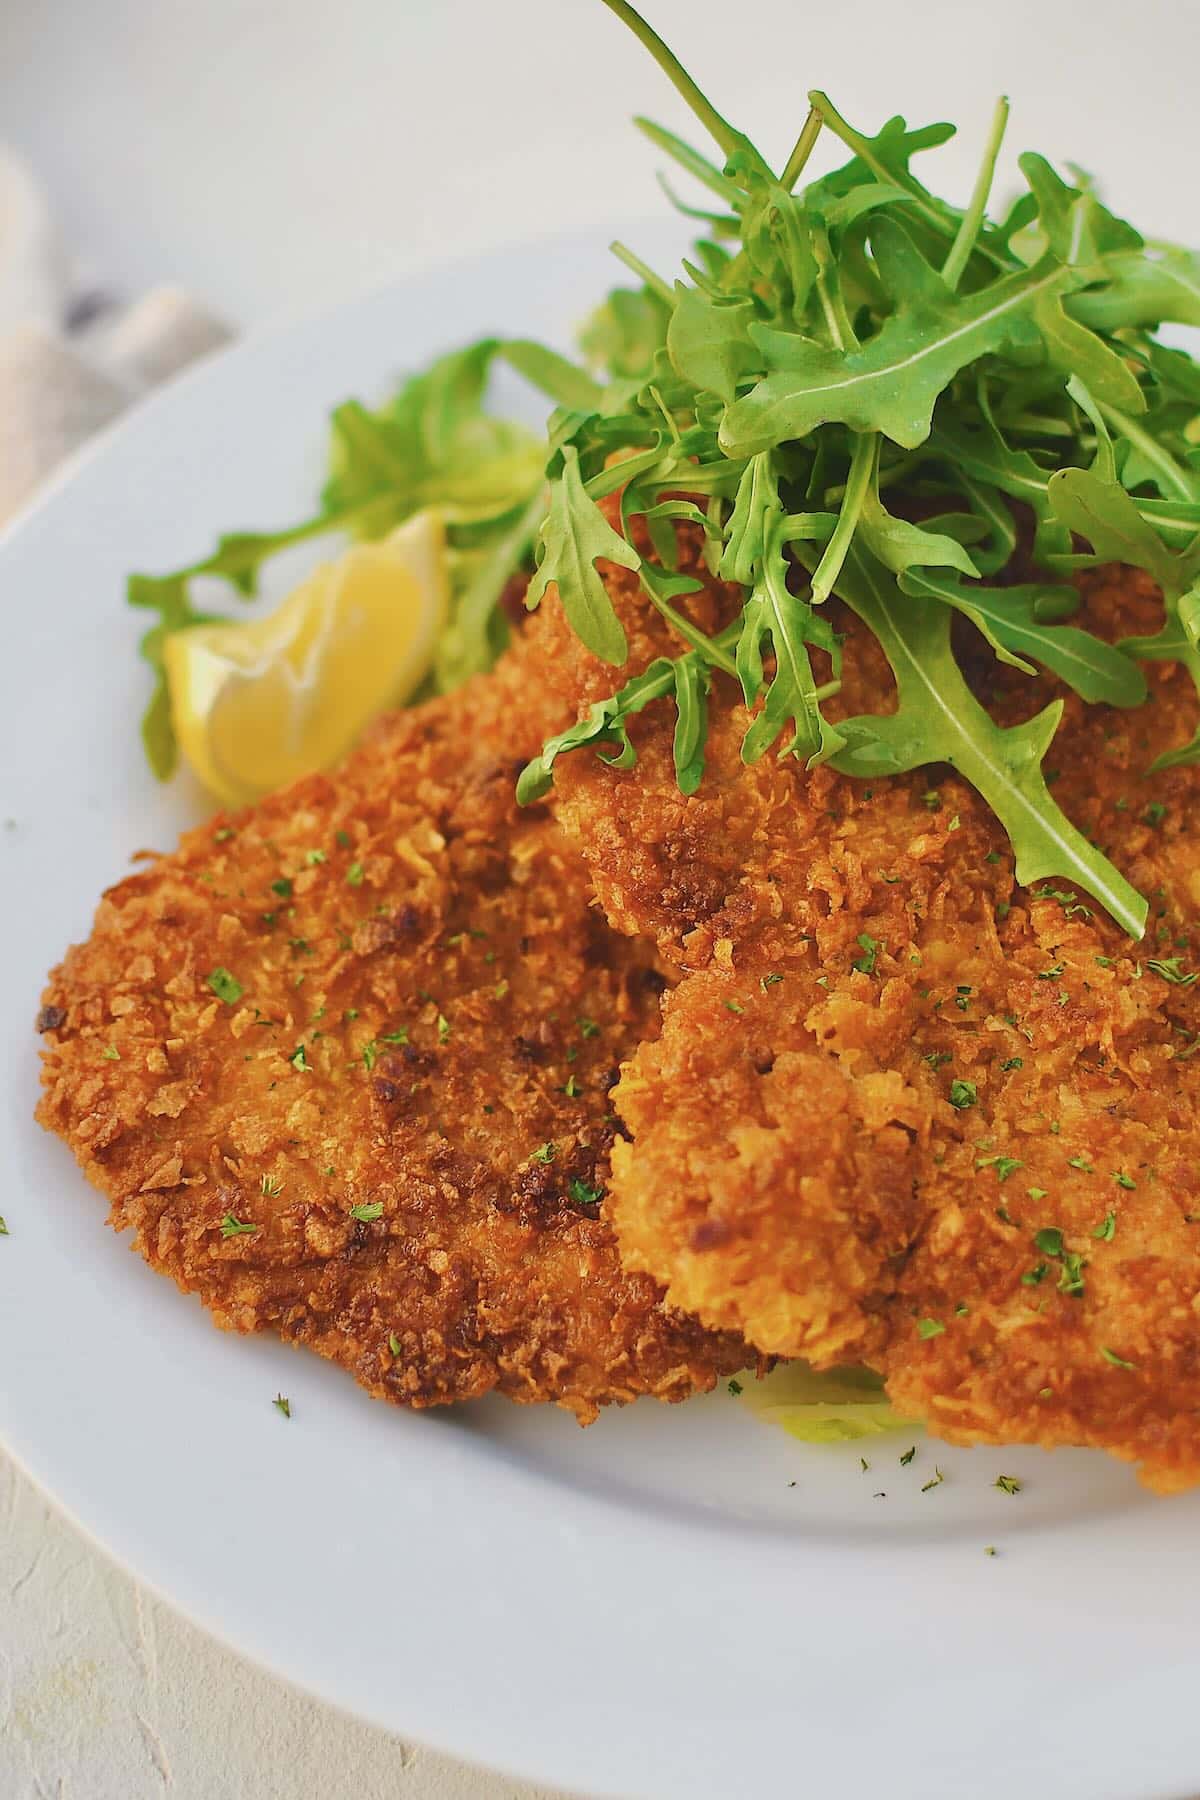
[131,0,1200,940]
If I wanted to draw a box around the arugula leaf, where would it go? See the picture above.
[903,570,1148,706]
[723,229,1067,452]
[526,445,638,663]
[827,548,1148,935]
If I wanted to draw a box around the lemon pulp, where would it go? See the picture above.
[165,510,448,807]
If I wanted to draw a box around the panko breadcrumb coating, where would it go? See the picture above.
[553,557,1200,1489]
[37,612,749,1422]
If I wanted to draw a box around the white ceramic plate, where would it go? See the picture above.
[2,236,1199,1800]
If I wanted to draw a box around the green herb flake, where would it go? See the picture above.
[260,1174,283,1198]
[349,1201,384,1223]
[220,1214,258,1239]
[1093,1210,1117,1240]
[725,999,745,1014]
[346,861,365,887]
[1147,957,1198,987]
[917,1318,945,1340]
[1067,1155,1093,1173]
[1033,1226,1064,1257]
[214,826,236,843]
[578,1016,600,1039]
[899,1445,917,1465]
[270,877,293,899]
[852,932,882,974]
[728,1378,744,1397]
[388,1332,403,1357]
[994,1474,1022,1496]
[977,1154,1023,1182]
[531,1141,558,1166]
[0,1216,9,1236]
[305,849,327,866]
[273,1394,291,1419]
[1144,803,1167,827]
[1101,1346,1136,1370]
[949,1078,978,1110]
[1021,1262,1048,1286]
[921,1467,945,1493]
[207,967,244,1006]
[1027,1186,1049,1201]
[1000,1056,1023,1072]
[437,1012,451,1043]
[569,1178,603,1208]
[1113,1171,1136,1191]
[101,1045,121,1061]
[760,972,784,991]
[289,1044,311,1072]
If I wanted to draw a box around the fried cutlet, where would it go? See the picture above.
[550,553,1200,1488]
[36,612,748,1422]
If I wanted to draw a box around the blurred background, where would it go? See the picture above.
[0,1,1196,1795]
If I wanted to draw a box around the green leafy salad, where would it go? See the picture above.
[132,0,1200,940]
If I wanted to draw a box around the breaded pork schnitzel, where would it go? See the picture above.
[551,554,1200,1489]
[37,611,748,1421]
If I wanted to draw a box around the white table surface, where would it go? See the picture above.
[1,1,1197,1795]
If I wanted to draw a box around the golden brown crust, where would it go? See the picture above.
[37,619,748,1421]
[552,562,1200,1487]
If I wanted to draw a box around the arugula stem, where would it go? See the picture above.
[640,581,739,676]
[807,90,1012,273]
[609,240,675,304]
[1098,402,1199,501]
[780,106,823,193]
[942,96,1009,292]
[598,0,749,164]
[809,433,876,602]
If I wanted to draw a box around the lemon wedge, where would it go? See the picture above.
[165,510,448,807]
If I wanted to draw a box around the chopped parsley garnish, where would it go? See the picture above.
[1067,1156,1093,1173]
[921,1467,945,1493]
[977,1154,1023,1182]
[388,1332,404,1357]
[220,1214,258,1239]
[380,1028,409,1045]
[1057,1250,1086,1297]
[273,1394,291,1419]
[727,1378,744,1396]
[924,1051,952,1070]
[260,1174,283,1198]
[346,861,365,887]
[102,1045,121,1061]
[1144,802,1167,827]
[725,998,745,1014]
[948,1078,977,1110]
[578,1016,600,1038]
[994,1474,1022,1495]
[1000,1056,1023,1072]
[1021,1262,1048,1286]
[563,1074,581,1098]
[1147,956,1198,987]
[349,1201,384,1222]
[1033,1227,1064,1257]
[1027,1186,1049,1201]
[335,829,352,849]
[852,932,882,975]
[917,1318,945,1340]
[361,1041,378,1072]
[954,986,973,1013]
[270,877,293,899]
[1101,1346,1136,1370]
[569,1178,603,1207]
[305,849,326,865]
[760,972,784,991]
[207,967,244,1005]
[437,1012,451,1043]
[1093,1211,1117,1241]
[1113,1171,1136,1191]
[899,1445,916,1465]
[0,1216,8,1235]
[530,1141,557,1165]
[289,1043,311,1072]
[1037,963,1065,981]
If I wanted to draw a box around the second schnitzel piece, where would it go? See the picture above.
[37,618,748,1422]
[552,565,1200,1488]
